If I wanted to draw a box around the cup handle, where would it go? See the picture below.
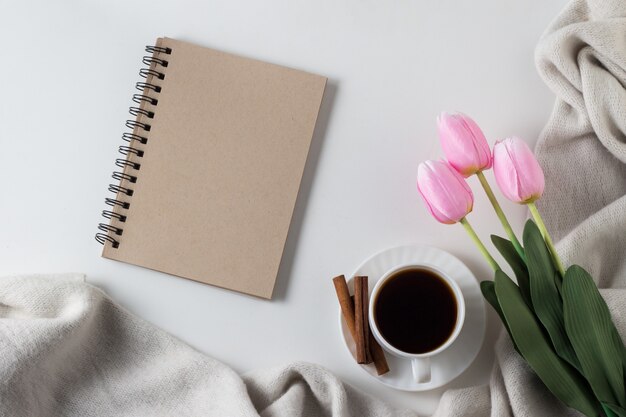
[411,357,431,383]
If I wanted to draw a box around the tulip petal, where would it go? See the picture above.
[493,137,545,204]
[416,160,474,224]
[510,138,544,202]
[460,114,492,170]
[438,112,492,177]
[502,140,523,201]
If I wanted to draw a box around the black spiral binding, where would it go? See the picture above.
[95,44,171,249]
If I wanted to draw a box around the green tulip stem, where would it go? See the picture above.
[476,171,526,263]
[528,202,565,277]
[460,217,500,272]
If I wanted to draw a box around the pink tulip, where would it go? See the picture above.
[417,160,474,224]
[493,137,544,204]
[437,112,492,177]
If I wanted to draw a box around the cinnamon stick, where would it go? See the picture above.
[360,277,372,364]
[333,274,389,375]
[353,276,367,364]
[333,275,357,340]
[368,333,390,375]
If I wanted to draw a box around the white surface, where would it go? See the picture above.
[340,245,485,391]
[0,0,566,414]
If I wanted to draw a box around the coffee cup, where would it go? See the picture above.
[368,263,465,383]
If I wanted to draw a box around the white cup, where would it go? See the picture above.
[368,263,465,383]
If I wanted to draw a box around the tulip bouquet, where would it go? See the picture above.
[417,113,626,417]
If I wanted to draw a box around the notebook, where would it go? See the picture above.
[95,37,327,299]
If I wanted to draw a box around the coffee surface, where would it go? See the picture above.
[374,268,458,354]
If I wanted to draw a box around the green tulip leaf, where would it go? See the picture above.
[563,265,626,408]
[494,270,601,417]
[491,234,531,307]
[480,280,519,354]
[480,280,503,321]
[602,403,626,417]
[523,220,580,371]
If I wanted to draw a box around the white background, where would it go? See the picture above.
[0,0,566,414]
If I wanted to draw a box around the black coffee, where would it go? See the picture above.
[374,268,458,354]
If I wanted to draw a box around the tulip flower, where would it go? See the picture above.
[437,112,492,177]
[438,111,525,263]
[493,137,545,204]
[417,160,499,271]
[493,137,563,276]
[417,160,473,224]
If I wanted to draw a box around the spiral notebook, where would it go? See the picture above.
[96,37,327,299]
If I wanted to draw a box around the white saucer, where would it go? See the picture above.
[339,244,486,391]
